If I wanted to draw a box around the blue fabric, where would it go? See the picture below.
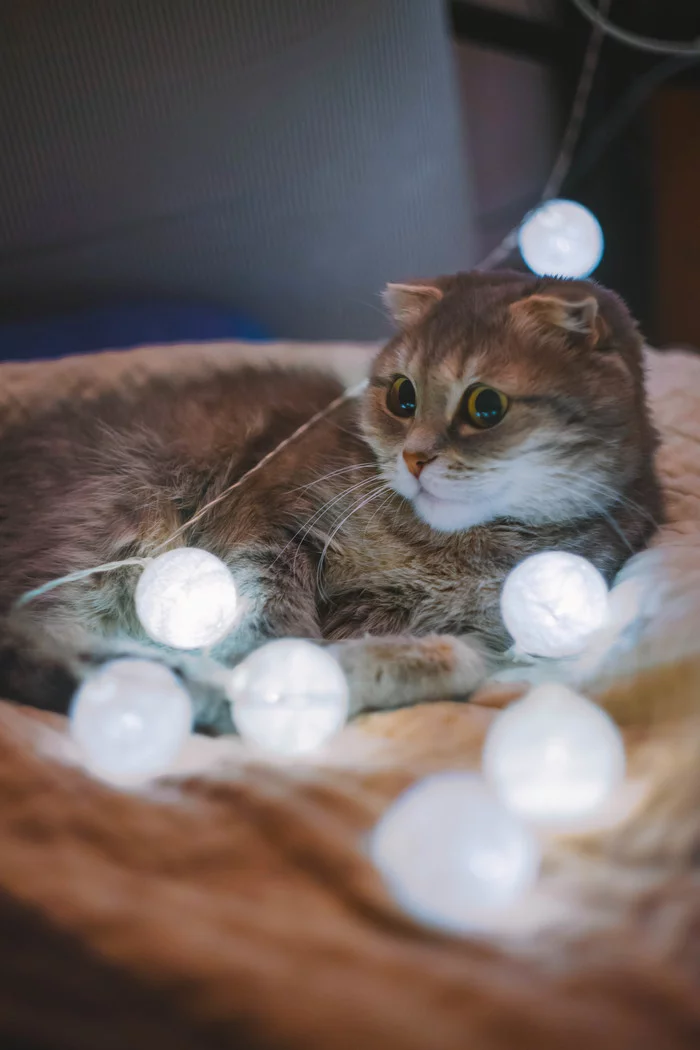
[0,302,270,362]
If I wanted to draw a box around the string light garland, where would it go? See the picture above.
[482,681,626,826]
[369,772,541,934]
[373,681,627,933]
[226,639,349,755]
[518,198,604,279]
[501,551,610,659]
[135,548,239,650]
[28,383,364,778]
[70,659,193,785]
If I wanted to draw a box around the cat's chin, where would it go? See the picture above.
[411,490,494,534]
[387,470,495,533]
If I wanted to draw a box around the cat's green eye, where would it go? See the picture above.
[460,384,509,429]
[386,376,417,418]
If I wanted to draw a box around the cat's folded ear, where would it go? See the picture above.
[510,294,609,348]
[383,281,444,327]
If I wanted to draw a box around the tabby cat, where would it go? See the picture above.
[0,271,661,731]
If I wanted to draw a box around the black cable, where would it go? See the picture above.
[477,2,700,269]
[473,54,698,238]
[478,0,610,269]
[569,0,700,56]
[566,54,700,188]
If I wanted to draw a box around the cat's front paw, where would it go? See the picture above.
[328,633,490,717]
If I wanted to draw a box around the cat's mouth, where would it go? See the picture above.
[392,468,468,508]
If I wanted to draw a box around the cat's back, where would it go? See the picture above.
[1,361,343,465]
[0,360,345,605]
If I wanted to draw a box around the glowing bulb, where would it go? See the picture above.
[501,551,609,658]
[227,639,349,755]
[519,199,604,278]
[70,659,193,784]
[370,772,540,933]
[135,548,238,649]
[482,682,625,826]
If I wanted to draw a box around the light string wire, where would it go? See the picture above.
[16,559,151,607]
[569,0,700,57]
[16,8,607,609]
[150,379,370,554]
[478,0,610,270]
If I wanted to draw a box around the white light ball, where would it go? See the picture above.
[370,772,540,934]
[518,198,604,278]
[483,682,625,826]
[135,548,238,650]
[501,551,609,658]
[70,659,193,785]
[227,639,349,756]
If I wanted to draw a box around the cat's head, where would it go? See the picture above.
[361,270,656,533]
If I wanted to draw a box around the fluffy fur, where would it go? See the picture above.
[0,271,661,731]
[0,655,700,1048]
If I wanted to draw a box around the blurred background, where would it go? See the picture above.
[0,0,699,356]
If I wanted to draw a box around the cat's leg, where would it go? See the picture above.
[212,547,322,663]
[328,633,499,717]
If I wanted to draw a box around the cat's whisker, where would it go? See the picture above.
[316,484,390,600]
[316,484,390,598]
[277,480,384,579]
[278,474,384,576]
[317,486,388,567]
[555,467,660,527]
[290,462,377,493]
[348,294,391,320]
[325,421,366,440]
[538,468,647,555]
[299,474,383,538]
[363,489,397,537]
[571,491,637,555]
[585,478,661,530]
[549,467,661,531]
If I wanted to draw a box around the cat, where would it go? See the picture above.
[0,270,662,732]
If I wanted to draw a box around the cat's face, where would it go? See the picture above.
[362,272,650,534]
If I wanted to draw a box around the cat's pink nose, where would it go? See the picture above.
[403,450,436,479]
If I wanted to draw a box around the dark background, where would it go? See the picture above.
[452,0,700,348]
[1,1,699,351]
